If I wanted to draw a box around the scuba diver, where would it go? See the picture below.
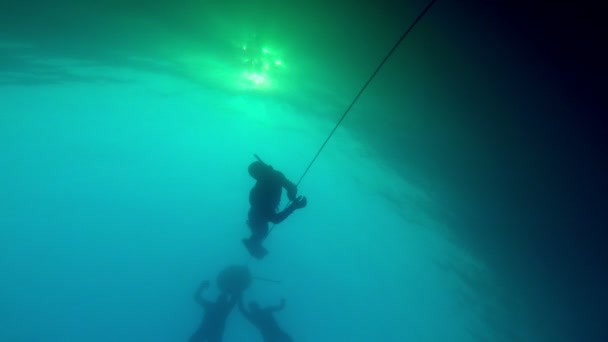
[243,155,307,259]
[239,297,293,342]
[189,280,238,342]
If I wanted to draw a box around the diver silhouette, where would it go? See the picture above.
[189,280,238,342]
[239,297,293,342]
[243,156,307,259]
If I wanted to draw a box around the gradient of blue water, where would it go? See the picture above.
[1,75,488,341]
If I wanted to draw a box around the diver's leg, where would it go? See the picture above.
[252,222,269,241]
[247,208,270,240]
[243,219,269,258]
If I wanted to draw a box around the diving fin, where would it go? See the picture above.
[242,238,268,259]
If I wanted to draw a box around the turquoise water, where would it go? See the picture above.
[1,1,604,341]
[1,76,488,341]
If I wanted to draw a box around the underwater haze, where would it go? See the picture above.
[1,1,606,341]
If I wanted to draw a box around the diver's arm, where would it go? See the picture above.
[279,172,298,201]
[268,298,286,313]
[194,281,213,309]
[272,205,296,224]
[272,194,307,224]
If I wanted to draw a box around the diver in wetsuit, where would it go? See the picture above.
[189,281,238,342]
[239,298,293,342]
[243,156,307,259]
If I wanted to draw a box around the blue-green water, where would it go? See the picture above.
[1,1,606,341]
[1,76,490,341]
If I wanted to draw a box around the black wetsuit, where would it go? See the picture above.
[190,296,237,342]
[240,302,293,342]
[247,169,297,241]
